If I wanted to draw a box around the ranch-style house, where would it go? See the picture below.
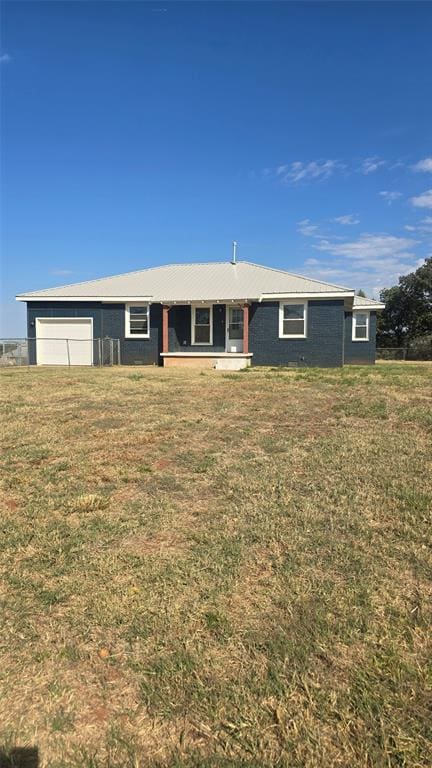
[17,259,385,369]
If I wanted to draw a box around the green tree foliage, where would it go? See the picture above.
[377,257,432,347]
[356,289,367,297]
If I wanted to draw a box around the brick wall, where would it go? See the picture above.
[27,299,369,367]
[249,299,345,367]
[168,304,226,353]
[27,301,161,365]
[344,311,377,365]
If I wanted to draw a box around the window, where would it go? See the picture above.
[352,311,369,341]
[125,304,150,338]
[192,305,212,345]
[228,307,243,340]
[279,301,307,338]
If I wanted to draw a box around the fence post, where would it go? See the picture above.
[98,339,102,367]
[110,338,114,366]
[66,339,71,367]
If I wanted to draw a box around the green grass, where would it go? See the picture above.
[0,363,431,767]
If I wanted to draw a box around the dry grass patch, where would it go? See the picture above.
[0,363,431,767]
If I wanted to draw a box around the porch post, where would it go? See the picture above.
[243,303,249,354]
[162,305,170,354]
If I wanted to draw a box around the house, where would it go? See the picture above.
[16,260,385,368]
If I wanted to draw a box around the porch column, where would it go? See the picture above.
[243,303,249,354]
[162,305,170,354]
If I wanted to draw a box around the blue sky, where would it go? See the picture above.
[1,0,432,335]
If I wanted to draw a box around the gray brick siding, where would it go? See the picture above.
[27,302,161,365]
[168,304,226,353]
[26,299,374,367]
[249,299,345,367]
[344,311,377,364]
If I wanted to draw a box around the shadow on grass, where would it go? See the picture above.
[0,748,38,768]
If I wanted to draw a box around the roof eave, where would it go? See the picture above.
[17,290,356,303]
[354,303,385,311]
[16,295,154,302]
[259,291,355,301]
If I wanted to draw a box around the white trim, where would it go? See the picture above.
[35,317,94,365]
[125,302,150,339]
[352,310,370,342]
[353,303,385,310]
[225,304,244,353]
[279,300,308,339]
[17,291,355,303]
[161,352,253,358]
[17,295,153,302]
[191,304,213,346]
[260,291,354,301]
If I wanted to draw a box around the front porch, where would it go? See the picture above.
[161,302,251,368]
[161,352,253,370]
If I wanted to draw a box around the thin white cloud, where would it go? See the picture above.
[297,219,319,237]
[0,53,11,63]
[360,156,386,175]
[266,160,342,185]
[412,158,432,173]
[313,233,416,261]
[332,214,359,225]
[411,189,432,209]
[302,232,421,297]
[379,190,403,205]
[404,216,432,234]
[297,214,359,240]
[261,154,411,184]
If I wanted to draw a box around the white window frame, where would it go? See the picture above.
[352,310,370,342]
[191,304,213,346]
[125,303,150,339]
[279,300,308,339]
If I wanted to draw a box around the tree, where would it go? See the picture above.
[377,257,432,347]
[356,289,367,298]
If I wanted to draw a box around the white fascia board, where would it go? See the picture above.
[161,352,253,357]
[16,295,153,302]
[353,303,385,311]
[166,298,250,304]
[259,291,354,301]
[16,295,249,303]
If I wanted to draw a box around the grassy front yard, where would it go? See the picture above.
[1,364,431,768]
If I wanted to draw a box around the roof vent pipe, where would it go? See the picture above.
[231,240,238,265]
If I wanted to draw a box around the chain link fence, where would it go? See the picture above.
[377,347,432,361]
[0,338,121,367]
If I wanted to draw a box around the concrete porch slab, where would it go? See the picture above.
[161,353,253,370]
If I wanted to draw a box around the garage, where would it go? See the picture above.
[36,318,93,365]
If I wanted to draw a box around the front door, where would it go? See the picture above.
[226,306,243,352]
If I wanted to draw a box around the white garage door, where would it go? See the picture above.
[36,318,93,366]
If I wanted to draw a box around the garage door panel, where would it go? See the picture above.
[36,319,93,366]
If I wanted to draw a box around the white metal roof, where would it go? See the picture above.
[17,260,357,302]
[353,295,385,310]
